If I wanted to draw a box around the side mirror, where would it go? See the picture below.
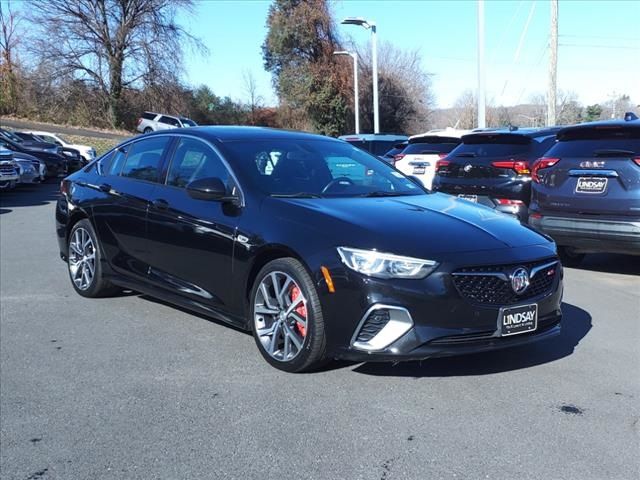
[186,177,230,201]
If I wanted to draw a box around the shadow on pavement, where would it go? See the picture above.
[570,253,640,276]
[0,182,60,211]
[352,302,591,378]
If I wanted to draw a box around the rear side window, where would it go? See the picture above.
[159,116,180,127]
[167,138,229,188]
[142,112,156,120]
[120,137,171,182]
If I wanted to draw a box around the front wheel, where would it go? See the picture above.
[250,258,327,373]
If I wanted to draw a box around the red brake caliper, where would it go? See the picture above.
[289,286,307,337]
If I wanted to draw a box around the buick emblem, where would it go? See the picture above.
[463,164,473,173]
[510,267,530,294]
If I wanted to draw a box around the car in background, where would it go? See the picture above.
[23,130,97,163]
[338,133,408,161]
[0,136,68,179]
[14,157,40,185]
[0,148,19,190]
[394,129,470,189]
[528,116,640,265]
[136,112,198,134]
[381,141,408,164]
[432,127,560,221]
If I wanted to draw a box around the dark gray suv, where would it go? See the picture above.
[528,116,640,266]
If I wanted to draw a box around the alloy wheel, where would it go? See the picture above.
[254,271,308,362]
[68,227,96,291]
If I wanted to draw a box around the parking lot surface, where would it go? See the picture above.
[1,183,639,480]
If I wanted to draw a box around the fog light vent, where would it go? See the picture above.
[351,305,414,352]
[356,309,390,343]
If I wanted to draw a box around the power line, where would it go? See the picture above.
[560,43,640,50]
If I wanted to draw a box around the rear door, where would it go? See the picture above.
[91,136,173,280]
[532,125,640,216]
[157,116,181,131]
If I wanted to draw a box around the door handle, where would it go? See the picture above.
[99,183,111,192]
[152,199,169,210]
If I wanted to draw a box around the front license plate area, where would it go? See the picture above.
[576,177,607,194]
[499,303,538,336]
[458,194,478,203]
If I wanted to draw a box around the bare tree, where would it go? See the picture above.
[243,70,263,125]
[0,0,21,113]
[26,0,205,127]
[452,90,477,129]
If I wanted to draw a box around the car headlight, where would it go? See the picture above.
[337,247,438,279]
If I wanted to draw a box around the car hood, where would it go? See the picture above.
[266,193,552,257]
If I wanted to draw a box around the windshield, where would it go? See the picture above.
[1,130,23,143]
[180,118,197,127]
[223,139,425,198]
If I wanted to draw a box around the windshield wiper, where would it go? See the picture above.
[455,152,477,158]
[271,192,324,198]
[360,191,416,198]
[593,149,636,157]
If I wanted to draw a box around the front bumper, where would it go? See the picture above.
[317,246,563,362]
[529,214,640,255]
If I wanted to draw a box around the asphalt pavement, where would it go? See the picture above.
[1,183,639,480]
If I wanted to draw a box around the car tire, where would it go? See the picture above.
[67,219,120,298]
[250,258,327,373]
[558,246,585,268]
[143,127,153,134]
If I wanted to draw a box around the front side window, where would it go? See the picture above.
[159,116,180,127]
[224,139,423,197]
[167,138,229,188]
[120,137,170,182]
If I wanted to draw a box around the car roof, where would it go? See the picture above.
[410,128,471,140]
[556,118,640,140]
[143,126,338,143]
[461,126,562,142]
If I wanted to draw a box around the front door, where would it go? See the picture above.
[145,137,239,315]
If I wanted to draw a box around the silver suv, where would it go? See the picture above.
[135,112,198,134]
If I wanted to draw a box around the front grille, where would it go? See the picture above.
[0,164,16,175]
[356,309,390,343]
[452,258,558,306]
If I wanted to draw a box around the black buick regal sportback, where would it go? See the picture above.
[56,127,563,372]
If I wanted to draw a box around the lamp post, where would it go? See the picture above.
[333,51,359,134]
[341,17,379,134]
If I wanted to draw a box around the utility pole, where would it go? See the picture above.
[477,0,486,128]
[547,0,558,126]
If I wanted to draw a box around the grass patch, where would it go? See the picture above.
[63,135,128,156]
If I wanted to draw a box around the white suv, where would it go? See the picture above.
[394,128,470,189]
[136,112,198,134]
[25,131,97,162]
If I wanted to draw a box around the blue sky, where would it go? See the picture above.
[182,0,640,108]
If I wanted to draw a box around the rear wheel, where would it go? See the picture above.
[68,219,119,297]
[558,246,585,268]
[250,258,327,373]
[143,127,153,134]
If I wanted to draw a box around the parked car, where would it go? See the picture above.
[0,136,68,179]
[9,129,83,170]
[528,116,640,265]
[23,130,97,162]
[0,148,19,190]
[136,112,198,134]
[432,127,560,221]
[381,141,408,164]
[11,151,47,182]
[338,133,409,161]
[57,127,562,373]
[395,129,470,189]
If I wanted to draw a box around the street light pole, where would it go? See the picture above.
[370,23,379,134]
[477,0,486,129]
[334,51,360,134]
[341,17,380,134]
